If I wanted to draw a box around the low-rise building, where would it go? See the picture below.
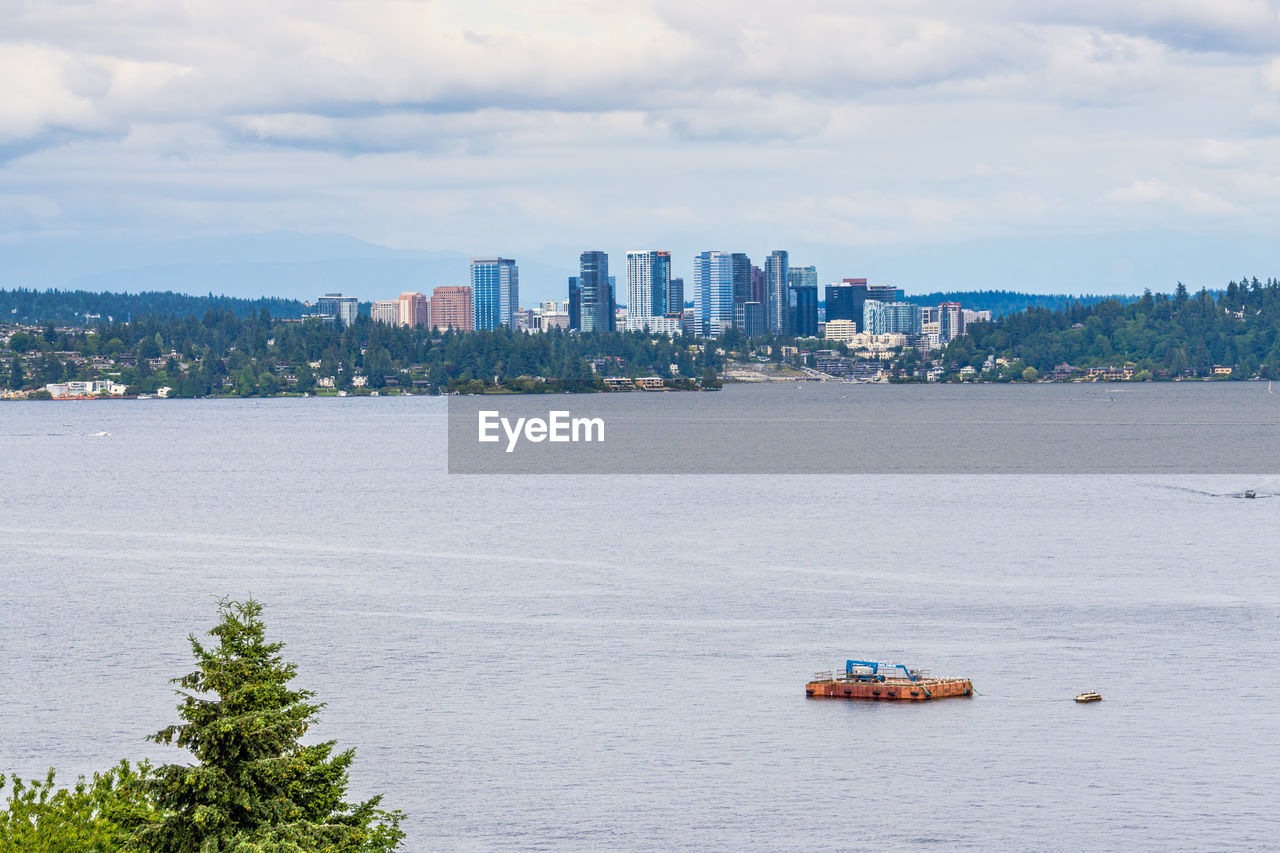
[823,319,858,344]
[842,332,907,355]
[44,380,128,397]
[814,356,853,376]
[535,309,570,331]
[626,315,682,336]
[1051,363,1079,380]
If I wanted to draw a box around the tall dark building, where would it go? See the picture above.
[825,282,858,322]
[667,277,684,315]
[787,285,818,337]
[568,276,580,331]
[825,278,902,331]
[731,253,752,325]
[608,276,617,332]
[764,250,789,333]
[578,251,612,333]
[751,265,766,305]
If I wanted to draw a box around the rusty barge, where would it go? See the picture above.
[806,660,973,701]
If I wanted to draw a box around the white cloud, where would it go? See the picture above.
[1106,179,1243,219]
[0,44,111,143]
[1185,188,1240,217]
[2,0,1280,279]
[1187,139,1251,167]
[1261,56,1280,92]
[1105,179,1171,204]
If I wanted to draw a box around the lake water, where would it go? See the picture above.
[2,385,1278,851]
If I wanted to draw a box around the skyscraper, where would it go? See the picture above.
[429,286,473,330]
[608,276,618,330]
[693,251,735,338]
[788,265,817,290]
[825,279,902,331]
[864,300,922,335]
[751,265,766,305]
[788,285,819,337]
[471,258,518,330]
[825,279,864,322]
[667,277,684,316]
[626,250,671,330]
[567,276,580,331]
[939,302,964,342]
[398,291,429,328]
[578,251,613,333]
[764,251,789,334]
[731,252,752,326]
[825,285,851,322]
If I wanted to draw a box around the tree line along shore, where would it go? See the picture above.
[2,278,1278,399]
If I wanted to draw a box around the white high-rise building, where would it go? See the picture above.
[693,251,735,338]
[625,250,672,331]
[317,293,358,326]
[864,300,922,336]
[370,300,399,324]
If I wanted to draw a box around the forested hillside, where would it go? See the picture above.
[0,288,307,324]
[902,290,1137,317]
[2,311,705,396]
[946,278,1280,378]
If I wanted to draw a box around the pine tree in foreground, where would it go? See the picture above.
[136,599,404,853]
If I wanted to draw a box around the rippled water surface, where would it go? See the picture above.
[2,386,1278,851]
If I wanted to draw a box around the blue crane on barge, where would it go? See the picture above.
[846,660,921,682]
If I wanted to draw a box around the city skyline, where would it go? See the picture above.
[356,249,993,346]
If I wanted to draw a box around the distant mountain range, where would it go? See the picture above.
[0,232,574,305]
[3,228,1265,311]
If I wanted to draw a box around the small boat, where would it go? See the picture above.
[1075,691,1102,703]
[1244,489,1257,499]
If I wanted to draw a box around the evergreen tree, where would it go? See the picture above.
[137,599,403,853]
[0,762,156,853]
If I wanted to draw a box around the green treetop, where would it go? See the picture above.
[0,762,157,853]
[137,599,403,853]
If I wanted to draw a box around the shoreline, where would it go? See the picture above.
[2,375,1267,402]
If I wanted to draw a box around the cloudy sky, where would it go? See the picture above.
[4,0,1280,299]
